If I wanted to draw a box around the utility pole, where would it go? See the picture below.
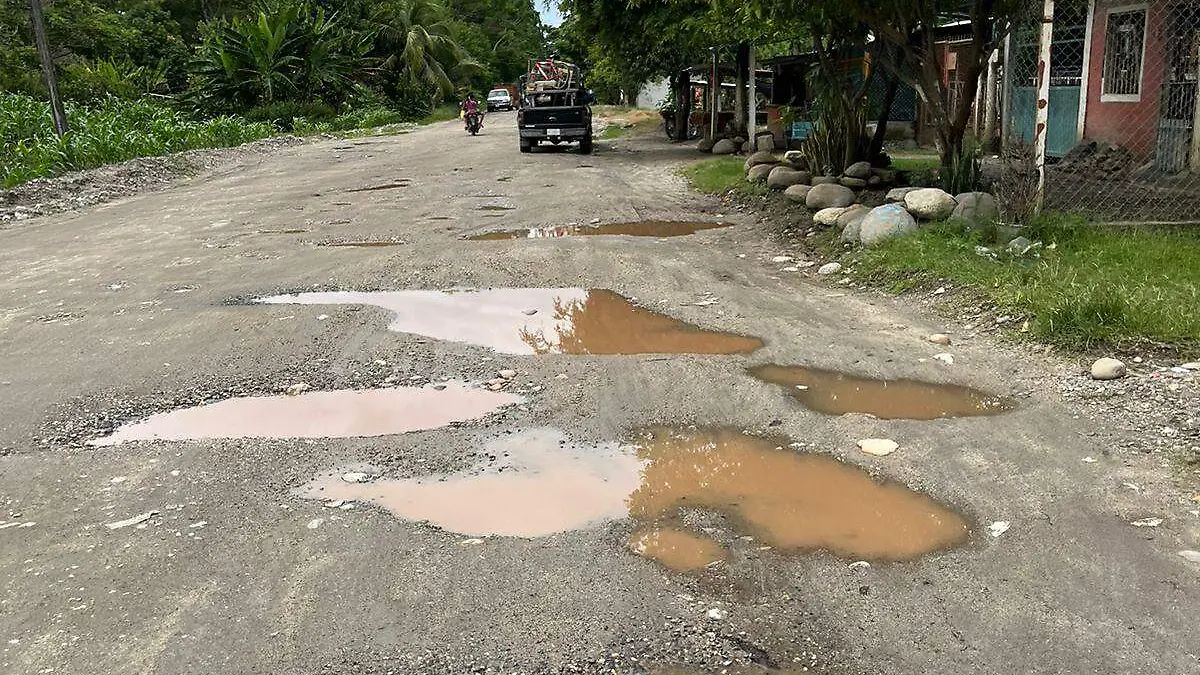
[29,0,68,136]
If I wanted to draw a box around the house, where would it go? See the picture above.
[1006,0,1200,171]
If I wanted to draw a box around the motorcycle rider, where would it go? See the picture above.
[461,93,482,131]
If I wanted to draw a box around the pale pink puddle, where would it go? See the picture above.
[296,428,644,537]
[89,382,520,446]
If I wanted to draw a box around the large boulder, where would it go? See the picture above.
[859,204,918,245]
[841,218,864,244]
[837,204,871,231]
[805,183,857,210]
[755,134,775,153]
[744,151,778,169]
[904,188,958,220]
[783,151,809,171]
[741,141,754,154]
[844,161,872,179]
[767,167,811,190]
[747,164,775,183]
[712,138,738,155]
[783,184,812,203]
[867,175,883,188]
[952,192,999,225]
[886,187,919,203]
[872,168,898,184]
[840,177,868,189]
[811,175,839,186]
[697,137,716,153]
[814,207,850,226]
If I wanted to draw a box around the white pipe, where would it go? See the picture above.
[748,46,757,141]
[1033,0,1055,215]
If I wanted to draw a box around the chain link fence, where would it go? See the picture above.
[1001,0,1200,223]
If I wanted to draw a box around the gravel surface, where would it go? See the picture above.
[1,116,1197,675]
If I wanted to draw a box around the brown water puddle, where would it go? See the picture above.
[628,527,729,571]
[468,220,732,240]
[627,428,969,562]
[257,288,762,356]
[748,364,1011,420]
[297,426,966,564]
[297,428,643,536]
[88,382,520,446]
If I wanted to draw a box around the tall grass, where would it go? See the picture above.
[682,157,769,197]
[1,93,275,188]
[848,214,1200,351]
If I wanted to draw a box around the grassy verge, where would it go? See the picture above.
[1,94,275,188]
[681,156,768,197]
[843,216,1200,352]
[419,104,462,125]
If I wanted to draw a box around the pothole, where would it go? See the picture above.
[256,288,763,355]
[320,241,406,247]
[468,220,733,240]
[748,364,1012,420]
[297,427,968,564]
[87,382,520,446]
[347,181,410,192]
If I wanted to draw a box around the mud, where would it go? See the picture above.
[257,288,763,356]
[748,364,1012,420]
[627,527,729,572]
[468,220,732,240]
[89,382,520,446]
[628,428,969,562]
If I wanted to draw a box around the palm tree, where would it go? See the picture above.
[371,0,482,98]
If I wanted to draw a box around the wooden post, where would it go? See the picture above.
[1033,0,1055,215]
[983,49,1000,149]
[748,46,757,141]
[734,42,749,135]
[709,48,719,140]
[29,0,68,136]
[1189,36,1200,170]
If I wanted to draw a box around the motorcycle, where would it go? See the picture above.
[465,111,483,136]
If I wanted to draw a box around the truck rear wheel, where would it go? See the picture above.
[579,132,593,155]
[519,138,532,153]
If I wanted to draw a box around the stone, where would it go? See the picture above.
[867,175,883,187]
[1007,236,1034,252]
[1179,550,1200,564]
[732,136,746,146]
[767,167,811,190]
[811,175,839,185]
[814,207,850,226]
[697,137,716,153]
[712,138,737,155]
[805,183,856,209]
[904,188,958,220]
[771,255,793,263]
[755,134,775,153]
[840,219,863,244]
[987,521,1011,537]
[933,353,955,365]
[741,141,754,154]
[706,607,728,620]
[744,150,778,169]
[747,164,774,183]
[341,472,370,483]
[857,438,898,456]
[886,187,918,202]
[783,151,809,170]
[836,205,870,231]
[784,184,812,203]
[1091,357,1127,380]
[285,382,311,397]
[498,369,517,379]
[839,177,868,189]
[928,333,952,346]
[858,203,918,245]
[952,192,999,224]
[818,262,843,275]
[871,168,898,184]
[844,161,872,179]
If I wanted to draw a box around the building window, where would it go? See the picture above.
[1101,7,1147,101]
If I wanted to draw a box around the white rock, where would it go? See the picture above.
[928,333,952,345]
[1178,550,1200,563]
[306,518,324,530]
[522,309,538,315]
[848,561,871,570]
[285,382,311,396]
[1090,357,1127,380]
[706,607,728,620]
[818,262,843,276]
[1179,362,1200,371]
[933,353,955,365]
[105,511,158,530]
[771,255,793,263]
[813,207,850,226]
[1130,517,1163,528]
[903,188,957,220]
[498,369,517,379]
[857,438,898,456]
[341,472,369,483]
[988,521,1011,537]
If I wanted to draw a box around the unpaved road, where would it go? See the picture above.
[1,114,1198,675]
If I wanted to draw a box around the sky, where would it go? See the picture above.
[538,1,563,27]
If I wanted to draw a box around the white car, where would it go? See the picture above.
[487,89,514,112]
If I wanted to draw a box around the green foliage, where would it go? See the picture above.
[681,157,769,197]
[845,213,1200,350]
[290,105,408,134]
[188,3,370,110]
[0,93,274,187]
[59,58,171,102]
[245,100,337,129]
[940,145,984,194]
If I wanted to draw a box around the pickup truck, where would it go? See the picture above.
[516,59,595,154]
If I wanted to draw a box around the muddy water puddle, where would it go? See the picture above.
[749,364,1011,420]
[297,428,642,536]
[347,181,410,192]
[298,427,967,563]
[89,382,520,446]
[257,288,762,356]
[469,220,732,240]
